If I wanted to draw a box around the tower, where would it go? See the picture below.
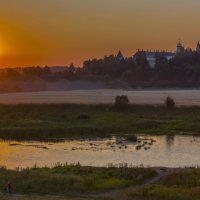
[176,40,184,54]
[196,42,200,54]
[116,51,124,61]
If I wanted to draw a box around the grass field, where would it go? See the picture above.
[124,168,200,200]
[1,167,200,200]
[0,164,156,196]
[0,104,199,139]
[0,195,77,200]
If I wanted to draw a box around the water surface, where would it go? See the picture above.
[1,135,200,169]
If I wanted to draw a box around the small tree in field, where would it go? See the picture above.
[115,95,129,108]
[165,96,175,108]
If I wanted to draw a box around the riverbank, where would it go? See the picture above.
[121,167,200,200]
[1,166,200,200]
[0,164,155,196]
[0,104,199,139]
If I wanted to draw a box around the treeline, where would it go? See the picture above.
[0,65,84,81]
[82,50,200,87]
[1,50,200,87]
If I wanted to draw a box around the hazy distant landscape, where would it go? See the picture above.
[1,37,200,200]
[1,0,200,199]
[0,88,200,105]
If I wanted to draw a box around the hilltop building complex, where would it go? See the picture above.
[115,41,200,68]
[134,41,200,68]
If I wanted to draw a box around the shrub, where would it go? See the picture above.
[126,135,138,142]
[76,114,90,120]
[165,96,175,108]
[115,95,129,108]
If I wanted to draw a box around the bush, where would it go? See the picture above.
[126,135,138,142]
[76,114,90,120]
[165,96,175,108]
[115,95,129,108]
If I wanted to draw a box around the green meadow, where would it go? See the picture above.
[0,104,199,139]
[1,166,200,200]
[0,164,155,195]
[124,168,200,200]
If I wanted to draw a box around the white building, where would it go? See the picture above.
[145,51,175,68]
[141,41,185,68]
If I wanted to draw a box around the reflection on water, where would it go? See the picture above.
[166,135,175,151]
[1,135,200,169]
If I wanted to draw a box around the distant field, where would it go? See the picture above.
[0,104,200,139]
[0,89,200,105]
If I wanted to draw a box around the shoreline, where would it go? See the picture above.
[0,165,199,200]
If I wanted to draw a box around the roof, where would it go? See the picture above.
[116,51,124,60]
[145,51,175,58]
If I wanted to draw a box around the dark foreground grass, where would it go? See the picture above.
[0,104,200,139]
[123,168,200,200]
[0,164,156,195]
[126,185,200,200]
[1,167,200,199]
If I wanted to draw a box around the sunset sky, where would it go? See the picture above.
[0,0,200,67]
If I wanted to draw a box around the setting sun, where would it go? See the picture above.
[0,0,200,67]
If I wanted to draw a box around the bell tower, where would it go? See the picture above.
[196,42,200,54]
[176,40,184,54]
[116,51,124,61]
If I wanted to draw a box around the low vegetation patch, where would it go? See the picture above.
[126,135,138,142]
[115,95,129,108]
[76,114,91,120]
[0,165,156,195]
[162,168,200,187]
[124,168,200,200]
[126,185,200,200]
[165,96,175,108]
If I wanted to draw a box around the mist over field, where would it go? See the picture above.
[0,88,199,106]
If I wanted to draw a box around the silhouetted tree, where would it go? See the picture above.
[165,96,175,108]
[115,95,129,108]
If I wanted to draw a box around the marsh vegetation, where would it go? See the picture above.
[1,167,200,200]
[0,164,156,196]
[0,104,199,139]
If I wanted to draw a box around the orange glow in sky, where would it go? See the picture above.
[0,0,200,67]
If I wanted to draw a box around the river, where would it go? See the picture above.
[1,135,200,169]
